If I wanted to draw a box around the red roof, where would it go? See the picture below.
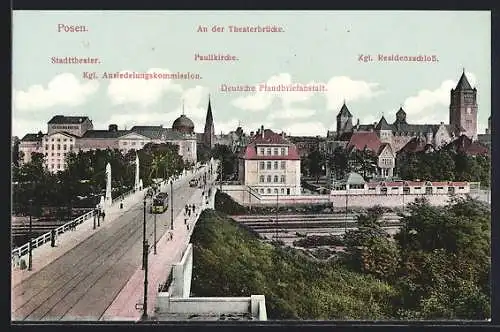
[239,129,300,160]
[446,135,489,156]
[346,131,381,152]
[384,182,403,187]
[431,182,449,186]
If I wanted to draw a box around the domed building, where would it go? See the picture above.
[172,114,195,134]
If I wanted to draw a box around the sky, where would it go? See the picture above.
[12,10,491,138]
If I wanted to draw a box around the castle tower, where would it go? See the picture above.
[449,70,478,140]
[336,101,353,138]
[375,115,393,144]
[203,95,215,149]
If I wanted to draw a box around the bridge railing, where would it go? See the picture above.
[11,209,95,265]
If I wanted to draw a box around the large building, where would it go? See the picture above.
[238,126,301,196]
[325,71,489,183]
[18,110,201,173]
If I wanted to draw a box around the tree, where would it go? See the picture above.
[307,150,325,183]
[329,146,349,180]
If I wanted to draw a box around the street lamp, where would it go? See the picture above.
[153,211,157,255]
[93,208,97,230]
[170,181,173,230]
[28,199,33,271]
[142,239,149,320]
[142,198,147,270]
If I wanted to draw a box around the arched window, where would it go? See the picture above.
[267,175,271,182]
[274,175,278,182]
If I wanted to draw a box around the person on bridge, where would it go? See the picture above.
[51,229,56,247]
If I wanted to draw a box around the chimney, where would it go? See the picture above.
[109,124,118,132]
[261,125,264,138]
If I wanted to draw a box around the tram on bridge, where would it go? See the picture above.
[152,192,169,213]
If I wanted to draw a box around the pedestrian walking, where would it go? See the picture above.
[169,231,173,240]
[101,211,106,222]
[184,217,187,225]
[187,224,190,231]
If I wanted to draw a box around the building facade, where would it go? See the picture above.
[238,126,301,196]
[325,71,486,184]
[19,113,198,173]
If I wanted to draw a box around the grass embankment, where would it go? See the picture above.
[190,209,397,320]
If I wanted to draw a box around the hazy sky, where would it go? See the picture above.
[12,10,491,137]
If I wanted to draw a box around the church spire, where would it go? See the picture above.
[203,94,215,149]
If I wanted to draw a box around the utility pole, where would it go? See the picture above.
[153,212,157,255]
[142,198,146,270]
[28,199,33,271]
[93,208,97,230]
[170,181,174,230]
[142,239,149,320]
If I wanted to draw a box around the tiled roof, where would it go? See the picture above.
[240,129,300,160]
[377,142,392,155]
[48,115,90,124]
[455,72,473,90]
[399,136,434,153]
[21,133,42,142]
[445,135,489,156]
[81,130,130,139]
[356,124,375,131]
[337,103,352,118]
[346,131,381,152]
[375,116,392,130]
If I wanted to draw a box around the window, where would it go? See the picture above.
[437,186,443,190]
[403,187,410,194]
[260,162,265,169]
[51,153,54,156]
[260,148,265,155]
[260,189,264,193]
[45,145,48,150]
[274,161,278,169]
[45,138,48,142]
[51,164,54,169]
[281,148,286,155]
[266,161,271,170]
[51,138,54,142]
[280,175,285,183]
[260,175,264,183]
[466,120,472,129]
[57,139,61,142]
[274,148,278,155]
[274,175,278,182]
[281,161,286,169]
[425,187,433,195]
[267,148,271,155]
[274,188,278,194]
[51,144,54,150]
[267,175,271,182]
[123,142,128,145]
[45,152,48,156]
[64,138,67,142]
[131,142,136,146]
[267,188,271,194]
[63,145,67,150]
[281,188,285,194]
[57,153,60,156]
[57,144,61,150]
[57,164,60,169]
[459,186,464,189]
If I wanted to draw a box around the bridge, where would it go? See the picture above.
[11,159,219,321]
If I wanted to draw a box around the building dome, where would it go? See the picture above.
[172,114,195,134]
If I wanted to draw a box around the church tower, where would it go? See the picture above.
[449,70,478,140]
[336,101,353,138]
[203,95,215,149]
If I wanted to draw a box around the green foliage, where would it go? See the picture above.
[191,210,397,320]
[396,150,490,187]
[196,193,491,320]
[211,144,237,180]
[328,146,378,181]
[293,235,344,248]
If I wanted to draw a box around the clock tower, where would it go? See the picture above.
[449,70,478,141]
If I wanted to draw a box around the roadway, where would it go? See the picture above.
[12,168,210,321]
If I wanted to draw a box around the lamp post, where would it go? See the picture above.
[170,180,173,230]
[28,199,33,271]
[142,239,149,320]
[142,198,147,270]
[93,208,97,230]
[153,211,157,255]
